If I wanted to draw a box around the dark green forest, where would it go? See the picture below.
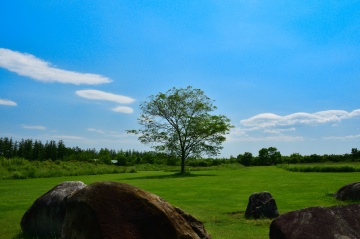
[0,137,359,167]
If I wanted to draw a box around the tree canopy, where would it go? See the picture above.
[128,86,233,173]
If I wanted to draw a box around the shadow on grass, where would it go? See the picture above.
[13,231,60,239]
[123,172,216,180]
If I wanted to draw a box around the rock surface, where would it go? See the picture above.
[269,204,360,239]
[175,207,211,239]
[62,181,211,239]
[334,182,360,201]
[245,192,279,219]
[20,181,86,238]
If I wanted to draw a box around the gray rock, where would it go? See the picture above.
[20,181,86,238]
[62,181,211,239]
[335,182,360,201]
[269,204,360,239]
[245,192,279,219]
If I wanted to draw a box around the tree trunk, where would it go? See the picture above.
[180,156,185,174]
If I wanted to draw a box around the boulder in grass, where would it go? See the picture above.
[245,192,279,219]
[334,182,360,201]
[62,181,211,239]
[175,206,211,239]
[20,181,86,238]
[269,204,360,239]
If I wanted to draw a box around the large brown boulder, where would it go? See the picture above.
[334,182,360,201]
[245,192,279,219]
[269,204,360,239]
[62,181,211,239]
[175,207,211,239]
[20,181,86,238]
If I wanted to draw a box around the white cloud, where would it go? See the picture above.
[227,126,303,142]
[21,124,46,130]
[52,135,85,140]
[264,127,296,134]
[240,109,360,128]
[0,99,17,106]
[86,128,130,138]
[0,48,111,85]
[87,128,106,134]
[232,109,360,142]
[323,134,360,141]
[227,133,303,142]
[76,89,135,104]
[251,135,304,142]
[112,106,134,114]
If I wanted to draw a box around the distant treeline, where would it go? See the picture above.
[0,137,173,165]
[0,137,230,166]
[236,147,360,166]
[0,137,359,166]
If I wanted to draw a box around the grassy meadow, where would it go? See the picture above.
[1,165,359,239]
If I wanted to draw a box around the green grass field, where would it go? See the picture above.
[1,166,359,239]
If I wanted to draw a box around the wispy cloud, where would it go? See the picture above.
[227,127,303,142]
[76,89,135,104]
[87,128,131,138]
[240,109,360,128]
[76,89,135,113]
[264,127,296,134]
[21,124,46,130]
[87,128,106,134]
[231,109,360,142]
[112,106,134,114]
[52,135,86,140]
[231,135,304,142]
[0,99,17,106]
[0,48,111,85]
[323,134,360,141]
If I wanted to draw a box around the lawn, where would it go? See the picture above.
[1,166,359,239]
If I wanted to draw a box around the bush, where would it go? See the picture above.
[11,171,26,179]
[127,168,137,173]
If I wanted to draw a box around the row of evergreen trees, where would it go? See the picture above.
[0,137,232,166]
[0,137,176,165]
[1,137,359,166]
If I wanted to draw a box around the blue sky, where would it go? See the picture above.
[0,1,359,157]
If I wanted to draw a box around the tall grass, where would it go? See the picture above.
[0,157,128,180]
[0,157,245,180]
[278,163,360,172]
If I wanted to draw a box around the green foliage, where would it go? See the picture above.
[237,152,253,166]
[186,157,233,167]
[2,136,359,170]
[0,156,241,180]
[351,148,360,160]
[256,147,282,166]
[237,148,359,166]
[0,137,185,167]
[128,86,233,173]
[0,157,126,180]
[237,147,282,166]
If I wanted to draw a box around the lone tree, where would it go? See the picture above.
[128,86,233,173]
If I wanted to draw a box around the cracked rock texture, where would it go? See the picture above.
[269,204,360,239]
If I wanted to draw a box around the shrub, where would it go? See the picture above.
[11,171,26,179]
[126,168,137,173]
